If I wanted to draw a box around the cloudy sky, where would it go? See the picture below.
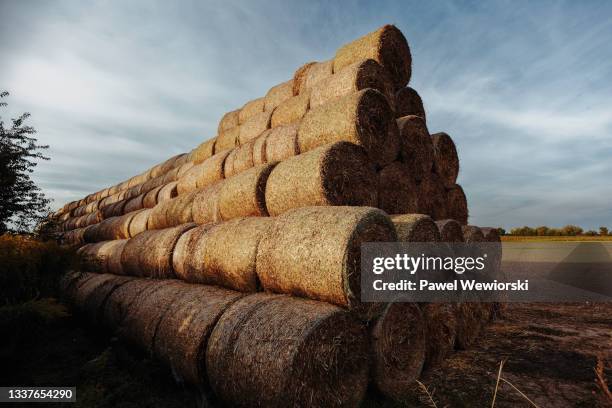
[1,0,611,230]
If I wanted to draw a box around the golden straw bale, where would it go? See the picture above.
[177,150,230,195]
[101,279,157,329]
[191,182,223,225]
[128,209,151,237]
[225,139,255,178]
[216,126,240,152]
[270,92,310,128]
[238,110,273,145]
[390,214,440,242]
[171,223,217,281]
[252,132,268,165]
[192,138,217,164]
[218,110,240,135]
[218,164,276,221]
[157,181,178,202]
[264,79,293,111]
[143,185,162,209]
[291,61,317,95]
[124,194,145,214]
[238,97,265,124]
[264,124,299,163]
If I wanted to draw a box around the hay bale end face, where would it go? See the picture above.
[446,184,468,225]
[436,219,464,243]
[397,115,434,182]
[462,225,484,243]
[206,293,369,408]
[391,214,440,242]
[395,87,426,120]
[218,110,240,135]
[420,303,457,370]
[377,161,418,214]
[264,124,299,163]
[128,209,151,238]
[215,126,240,152]
[256,206,396,320]
[371,303,426,400]
[172,224,216,281]
[238,97,265,124]
[417,173,448,220]
[431,132,459,188]
[334,24,411,90]
[265,142,377,217]
[218,163,276,221]
[298,88,396,167]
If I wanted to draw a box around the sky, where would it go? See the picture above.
[1,0,611,230]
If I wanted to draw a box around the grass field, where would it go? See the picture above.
[501,235,612,242]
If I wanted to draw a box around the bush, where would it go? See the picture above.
[0,234,77,304]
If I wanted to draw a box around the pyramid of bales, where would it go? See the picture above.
[52,24,501,406]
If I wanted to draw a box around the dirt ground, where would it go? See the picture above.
[414,303,612,407]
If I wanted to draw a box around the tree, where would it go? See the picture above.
[600,227,609,236]
[0,91,51,233]
[496,227,506,236]
[561,225,583,236]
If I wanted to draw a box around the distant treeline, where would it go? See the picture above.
[499,225,609,236]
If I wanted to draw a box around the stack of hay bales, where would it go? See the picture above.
[55,24,502,406]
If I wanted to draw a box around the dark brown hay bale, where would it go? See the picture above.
[420,303,457,370]
[270,92,310,128]
[455,302,490,349]
[395,87,425,120]
[73,273,117,312]
[124,184,143,201]
[256,206,396,320]
[121,223,196,278]
[129,209,151,237]
[238,110,273,145]
[192,182,223,225]
[310,59,394,109]
[218,164,276,221]
[334,24,411,90]
[157,181,178,203]
[397,115,434,181]
[252,132,268,165]
[143,185,162,208]
[238,97,265,124]
[206,293,369,408]
[140,175,165,194]
[185,217,273,291]
[462,225,484,243]
[431,132,459,188]
[124,194,145,213]
[298,88,396,167]
[191,138,216,164]
[264,123,299,162]
[102,278,157,329]
[291,61,317,95]
[171,223,217,281]
[417,173,448,220]
[264,79,293,111]
[101,200,127,219]
[435,219,464,242]
[377,161,418,214]
[79,274,135,327]
[446,184,468,225]
[148,163,165,179]
[119,280,185,352]
[480,227,500,242]
[61,271,97,304]
[153,284,244,385]
[391,214,440,242]
[265,142,377,217]
[149,191,198,230]
[78,242,108,272]
[371,303,426,400]
[218,110,240,135]
[215,126,240,152]
[177,150,230,195]
[224,140,255,178]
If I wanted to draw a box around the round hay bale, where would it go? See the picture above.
[310,59,394,109]
[124,184,143,201]
[238,97,265,124]
[270,92,310,128]
[252,132,268,165]
[265,142,377,217]
[446,184,468,225]
[149,191,198,230]
[480,227,500,242]
[101,200,127,219]
[256,206,396,320]
[124,194,145,214]
[153,284,244,385]
[177,150,230,195]
[161,166,180,184]
[390,214,440,242]
[334,24,411,90]
[186,217,273,291]
[176,161,195,178]
[72,273,117,312]
[102,278,157,329]
[171,223,217,281]
[377,161,418,214]
[264,123,299,163]
[140,175,165,194]
[129,209,151,237]
[431,132,459,188]
[298,88,396,167]
[455,302,489,349]
[206,293,369,408]
[119,280,185,353]
[435,219,464,242]
[216,126,240,152]
[417,173,448,220]
[371,303,426,400]
[192,182,223,225]
[291,61,317,95]
[59,271,87,302]
[224,140,255,178]
[264,79,293,111]
[121,223,196,278]
[420,303,457,370]
[218,110,240,135]
[395,87,425,120]
[78,242,108,272]
[87,211,139,242]
[238,110,273,145]
[143,185,163,208]
[157,181,178,203]
[106,239,128,275]
[80,274,135,327]
[218,163,276,221]
[397,115,434,181]
[192,138,217,164]
[462,225,484,243]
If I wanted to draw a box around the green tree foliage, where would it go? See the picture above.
[0,91,50,233]
[599,226,609,236]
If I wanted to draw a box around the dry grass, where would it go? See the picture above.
[501,235,612,242]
